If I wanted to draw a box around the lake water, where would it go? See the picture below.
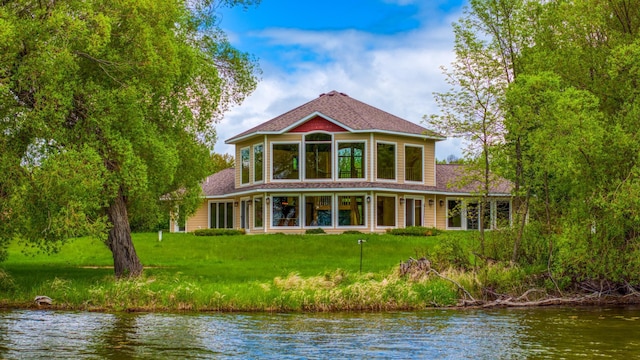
[1,307,639,359]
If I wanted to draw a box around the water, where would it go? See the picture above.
[1,307,639,359]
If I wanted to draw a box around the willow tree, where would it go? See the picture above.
[0,0,259,277]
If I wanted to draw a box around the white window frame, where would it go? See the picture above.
[375,194,398,229]
[253,143,264,184]
[302,193,334,228]
[303,132,334,182]
[335,140,367,181]
[336,193,368,229]
[271,194,301,228]
[208,200,235,229]
[240,146,251,185]
[404,144,424,184]
[375,141,398,182]
[270,141,302,182]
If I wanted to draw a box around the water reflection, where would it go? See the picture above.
[0,307,639,359]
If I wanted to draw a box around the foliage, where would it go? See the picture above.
[210,153,235,174]
[305,228,326,235]
[0,0,259,275]
[193,228,245,236]
[386,226,440,237]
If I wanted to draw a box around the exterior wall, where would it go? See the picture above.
[185,199,210,232]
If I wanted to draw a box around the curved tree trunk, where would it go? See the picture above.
[107,191,143,278]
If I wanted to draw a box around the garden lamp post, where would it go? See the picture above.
[358,239,366,273]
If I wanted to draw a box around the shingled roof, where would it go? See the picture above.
[201,165,512,198]
[226,90,444,144]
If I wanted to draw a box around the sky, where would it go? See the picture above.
[213,0,468,160]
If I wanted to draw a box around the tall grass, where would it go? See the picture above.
[0,232,473,312]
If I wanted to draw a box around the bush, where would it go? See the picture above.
[0,269,15,292]
[305,228,326,234]
[387,226,441,237]
[193,229,245,236]
[342,230,363,235]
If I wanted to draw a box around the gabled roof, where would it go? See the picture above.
[225,90,444,144]
[200,165,512,198]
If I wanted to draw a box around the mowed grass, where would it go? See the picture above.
[1,232,472,312]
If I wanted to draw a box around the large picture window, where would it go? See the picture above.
[210,202,234,229]
[338,142,365,179]
[272,196,299,227]
[376,196,396,227]
[405,145,423,182]
[305,195,332,226]
[338,195,365,226]
[272,143,299,180]
[377,143,396,180]
[241,147,250,184]
[254,144,263,183]
[447,199,511,230]
[305,134,332,179]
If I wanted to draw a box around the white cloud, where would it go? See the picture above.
[214,8,464,161]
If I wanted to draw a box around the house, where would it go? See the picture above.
[171,90,512,234]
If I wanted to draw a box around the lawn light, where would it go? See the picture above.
[358,239,367,273]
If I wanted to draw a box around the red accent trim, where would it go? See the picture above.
[289,116,347,133]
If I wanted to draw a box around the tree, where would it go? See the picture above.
[428,0,531,255]
[504,0,640,284]
[0,0,259,278]
[211,152,235,173]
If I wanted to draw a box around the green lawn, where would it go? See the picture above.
[1,232,474,311]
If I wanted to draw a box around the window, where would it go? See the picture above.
[254,144,263,183]
[305,195,332,227]
[241,147,250,184]
[405,145,423,182]
[447,200,462,229]
[210,202,234,229]
[305,134,332,179]
[466,202,491,230]
[272,143,299,180]
[377,143,396,180]
[254,197,263,228]
[338,195,365,226]
[272,196,299,227]
[496,200,511,228]
[338,142,365,179]
[376,196,396,227]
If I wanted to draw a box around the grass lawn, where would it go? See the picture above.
[1,231,476,312]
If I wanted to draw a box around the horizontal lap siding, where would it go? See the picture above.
[186,200,209,231]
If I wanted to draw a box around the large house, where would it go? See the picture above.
[172,91,512,234]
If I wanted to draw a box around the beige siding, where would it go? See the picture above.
[186,200,209,231]
[435,195,448,229]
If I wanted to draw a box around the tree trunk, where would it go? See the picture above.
[107,191,143,278]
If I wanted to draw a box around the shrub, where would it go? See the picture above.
[342,230,363,235]
[0,269,15,292]
[305,228,326,235]
[387,226,441,237]
[193,229,245,236]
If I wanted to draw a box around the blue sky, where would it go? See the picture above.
[214,0,468,159]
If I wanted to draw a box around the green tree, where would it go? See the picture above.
[211,152,235,173]
[0,0,259,277]
[428,0,531,255]
[504,0,640,284]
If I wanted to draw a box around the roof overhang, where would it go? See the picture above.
[225,111,446,144]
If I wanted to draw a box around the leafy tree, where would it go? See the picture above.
[211,152,235,173]
[0,0,259,277]
[428,0,531,255]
